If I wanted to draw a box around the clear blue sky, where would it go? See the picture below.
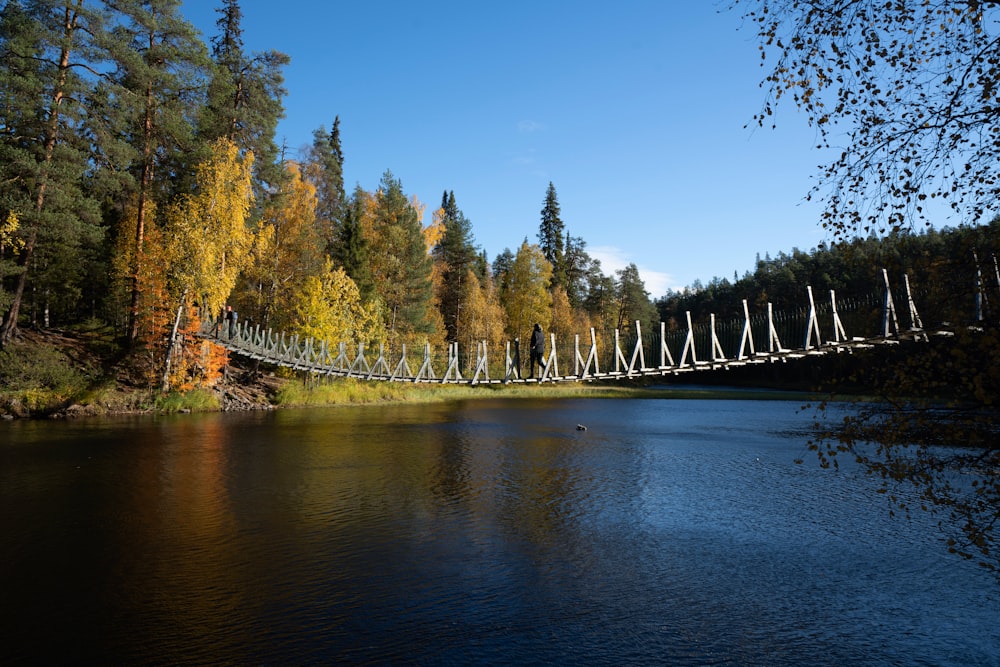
[181,0,834,297]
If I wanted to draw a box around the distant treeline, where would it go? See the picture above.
[656,219,1000,330]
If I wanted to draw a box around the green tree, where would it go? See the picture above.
[304,116,345,252]
[492,246,514,291]
[367,171,436,344]
[538,181,565,287]
[613,263,656,331]
[0,0,101,345]
[95,0,210,342]
[563,232,596,309]
[201,0,288,197]
[335,184,374,301]
[582,258,616,331]
[433,190,479,341]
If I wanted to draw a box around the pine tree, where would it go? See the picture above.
[492,247,514,291]
[538,181,566,288]
[563,232,595,309]
[0,0,101,344]
[94,0,210,342]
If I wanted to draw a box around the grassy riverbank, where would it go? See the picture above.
[0,327,817,420]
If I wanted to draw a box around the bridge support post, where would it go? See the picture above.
[659,321,675,369]
[368,343,391,379]
[622,320,647,375]
[903,274,925,339]
[415,342,437,381]
[576,328,600,378]
[710,314,727,362]
[767,303,785,353]
[504,339,521,382]
[540,334,558,381]
[442,342,462,382]
[333,342,349,371]
[390,344,413,381]
[830,290,848,343]
[348,342,371,377]
[613,329,621,374]
[679,311,698,367]
[470,341,489,384]
[804,286,822,350]
[882,268,901,337]
[738,300,756,360]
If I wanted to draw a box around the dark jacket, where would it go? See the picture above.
[530,326,544,354]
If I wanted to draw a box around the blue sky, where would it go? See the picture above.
[181,0,835,297]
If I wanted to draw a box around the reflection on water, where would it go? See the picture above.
[1,399,997,666]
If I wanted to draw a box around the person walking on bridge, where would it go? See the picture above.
[529,323,545,378]
[225,305,238,339]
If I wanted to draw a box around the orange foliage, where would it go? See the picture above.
[163,305,230,391]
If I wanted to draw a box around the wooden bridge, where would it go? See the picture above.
[199,269,969,385]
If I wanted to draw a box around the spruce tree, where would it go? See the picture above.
[202,0,289,199]
[563,232,595,309]
[434,190,478,341]
[372,172,434,340]
[538,181,566,288]
[613,263,656,331]
[306,116,345,253]
[336,185,373,302]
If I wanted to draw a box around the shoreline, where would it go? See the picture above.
[0,328,824,422]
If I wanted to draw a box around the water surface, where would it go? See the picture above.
[1,398,996,665]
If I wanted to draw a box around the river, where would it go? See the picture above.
[1,397,997,665]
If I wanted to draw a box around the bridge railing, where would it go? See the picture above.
[198,268,980,384]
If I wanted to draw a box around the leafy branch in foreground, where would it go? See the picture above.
[807,325,1000,574]
[731,0,1000,238]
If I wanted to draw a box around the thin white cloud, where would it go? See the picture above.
[517,120,544,133]
[589,245,676,298]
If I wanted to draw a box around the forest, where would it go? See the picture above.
[0,0,661,391]
[2,0,999,396]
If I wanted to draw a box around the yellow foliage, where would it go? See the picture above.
[424,206,446,252]
[164,139,255,316]
[549,285,575,342]
[0,211,25,252]
[501,241,553,343]
[460,269,507,353]
[241,161,322,332]
[292,257,384,347]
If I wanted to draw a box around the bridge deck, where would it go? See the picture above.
[198,277,946,385]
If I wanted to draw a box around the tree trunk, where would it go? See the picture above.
[0,4,78,346]
[161,290,188,393]
[128,79,156,343]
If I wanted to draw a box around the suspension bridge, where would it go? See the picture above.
[198,267,986,385]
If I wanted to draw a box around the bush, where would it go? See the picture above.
[0,343,90,396]
[155,388,221,413]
